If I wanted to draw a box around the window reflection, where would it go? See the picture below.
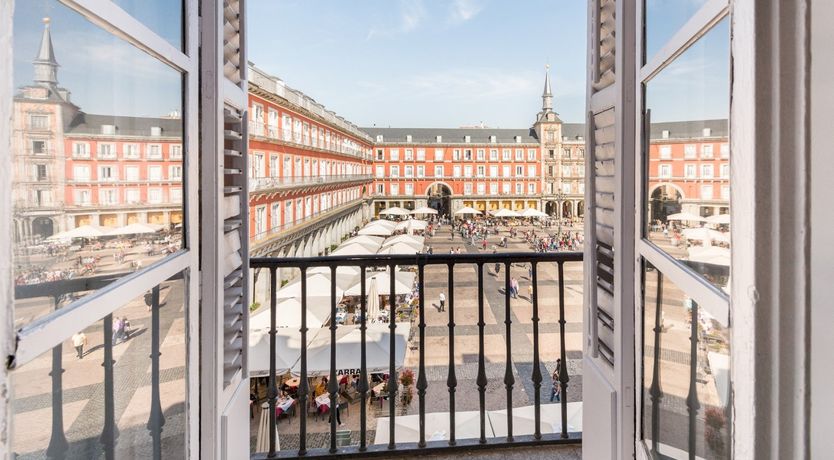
[110,0,184,50]
[644,18,730,291]
[12,3,184,325]
[642,262,730,459]
[11,274,187,458]
[644,0,710,63]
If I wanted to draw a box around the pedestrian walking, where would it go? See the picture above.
[439,292,446,312]
[495,262,501,275]
[72,332,87,359]
[551,359,562,402]
[510,277,518,299]
[112,317,123,344]
[527,284,534,303]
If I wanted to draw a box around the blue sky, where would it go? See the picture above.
[248,0,589,128]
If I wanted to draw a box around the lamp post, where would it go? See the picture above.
[555,191,565,240]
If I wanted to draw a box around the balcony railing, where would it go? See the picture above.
[249,123,371,160]
[251,198,364,245]
[250,251,583,458]
[250,175,373,193]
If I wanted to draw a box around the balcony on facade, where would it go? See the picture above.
[249,175,373,194]
[250,197,366,249]
[249,123,370,161]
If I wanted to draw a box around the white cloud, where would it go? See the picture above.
[449,0,483,24]
[367,0,426,40]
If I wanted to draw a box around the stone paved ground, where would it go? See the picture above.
[264,221,587,453]
[11,279,188,459]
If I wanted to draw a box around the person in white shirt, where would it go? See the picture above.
[72,332,87,359]
[439,292,446,312]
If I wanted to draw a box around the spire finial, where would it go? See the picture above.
[43,17,51,25]
[33,17,59,87]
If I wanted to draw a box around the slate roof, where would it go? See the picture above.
[65,113,183,137]
[650,119,728,140]
[361,127,540,144]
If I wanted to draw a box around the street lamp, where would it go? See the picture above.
[555,190,565,239]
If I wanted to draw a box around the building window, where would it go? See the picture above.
[720,143,730,158]
[477,149,485,160]
[147,144,162,159]
[148,165,163,181]
[453,165,461,177]
[684,144,697,158]
[124,144,140,159]
[477,183,485,195]
[701,164,714,178]
[502,183,511,194]
[464,183,473,195]
[28,114,49,130]
[434,148,444,161]
[390,165,399,177]
[527,165,537,177]
[721,185,730,200]
[563,147,572,159]
[562,183,571,194]
[405,183,414,195]
[549,149,555,159]
[562,165,572,177]
[75,189,91,205]
[464,165,473,178]
[659,164,672,178]
[515,183,523,194]
[404,165,413,177]
[416,149,425,161]
[170,144,183,159]
[31,140,47,155]
[417,165,425,178]
[453,149,461,160]
[702,144,714,158]
[515,149,523,161]
[490,165,498,177]
[701,184,714,199]
[685,164,697,178]
[464,149,473,161]
[477,165,485,177]
[490,149,498,161]
[502,165,510,177]
[100,189,119,205]
[490,183,498,194]
[577,148,585,158]
[720,163,730,178]
[376,184,384,195]
[170,165,183,180]
[435,165,444,177]
[390,149,399,161]
[125,189,140,204]
[73,142,90,158]
[528,183,536,194]
[502,149,511,161]
[660,145,672,159]
[73,165,91,182]
[527,149,536,160]
[99,165,117,181]
[390,183,399,195]
[405,149,413,161]
[124,166,139,181]
[255,206,266,234]
[96,143,115,159]
[35,164,47,181]
[515,165,524,177]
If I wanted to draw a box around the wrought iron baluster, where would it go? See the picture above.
[417,263,428,448]
[100,314,119,460]
[649,270,664,456]
[387,263,398,450]
[476,262,488,444]
[447,263,457,446]
[267,268,278,457]
[147,285,165,460]
[557,262,570,439]
[359,267,369,451]
[298,268,309,456]
[686,300,701,459]
[47,295,68,460]
[530,262,542,440]
[329,266,339,453]
[503,262,514,442]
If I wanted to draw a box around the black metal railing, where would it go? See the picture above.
[250,251,583,458]
[13,272,183,459]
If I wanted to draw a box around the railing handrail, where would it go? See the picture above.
[251,251,582,268]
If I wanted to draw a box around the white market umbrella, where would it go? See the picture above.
[332,243,378,256]
[291,323,410,377]
[687,246,731,266]
[256,402,280,452]
[308,265,362,278]
[706,213,731,225]
[105,223,164,236]
[395,219,428,233]
[455,206,481,215]
[493,208,520,218]
[248,328,326,376]
[410,206,438,215]
[379,207,410,216]
[666,212,707,223]
[249,298,332,330]
[681,227,726,243]
[521,208,549,218]
[344,271,415,296]
[382,234,425,248]
[367,278,381,320]
[377,242,422,255]
[358,224,395,236]
[488,402,583,437]
[370,219,398,229]
[47,225,107,240]
[341,235,384,251]
[276,274,344,300]
[374,411,486,445]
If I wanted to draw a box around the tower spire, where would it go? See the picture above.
[542,64,553,112]
[33,17,59,87]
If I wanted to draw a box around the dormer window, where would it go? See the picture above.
[436,135,442,143]
[151,126,162,137]
[464,135,471,143]
[662,130,670,139]
[490,135,497,143]
[376,134,383,142]
[703,128,712,136]
[101,124,116,135]
[406,134,412,143]
[515,136,522,143]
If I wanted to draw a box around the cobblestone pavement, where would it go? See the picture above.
[11,279,188,459]
[267,222,586,453]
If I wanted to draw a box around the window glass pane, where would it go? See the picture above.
[641,262,730,459]
[644,19,730,291]
[11,272,188,458]
[12,3,185,325]
[644,0,710,63]
[110,0,184,50]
